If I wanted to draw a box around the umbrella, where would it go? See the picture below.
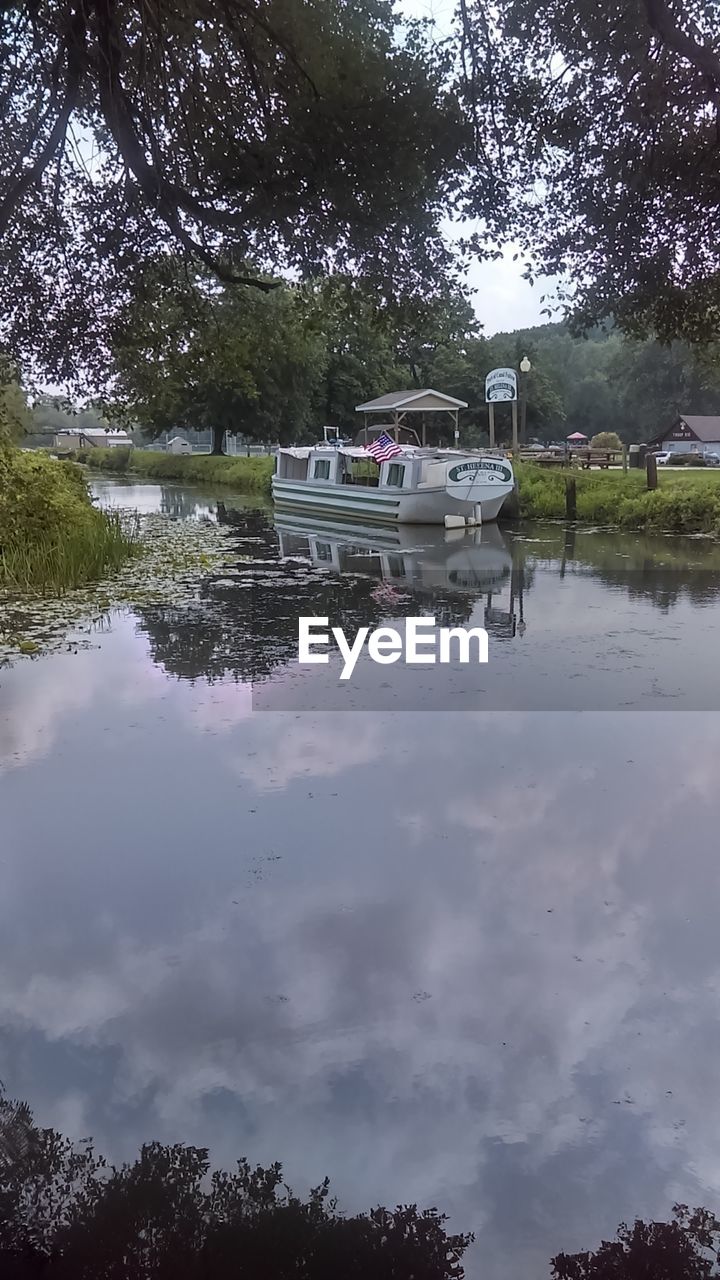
[566,431,588,441]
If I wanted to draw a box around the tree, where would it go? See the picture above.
[0,0,468,384]
[460,0,720,342]
[113,269,327,452]
[0,1090,472,1279]
[299,278,404,435]
[0,356,31,446]
[552,1205,720,1279]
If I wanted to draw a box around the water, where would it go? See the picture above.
[2,477,720,1277]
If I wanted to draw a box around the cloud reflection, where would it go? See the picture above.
[2,637,720,1278]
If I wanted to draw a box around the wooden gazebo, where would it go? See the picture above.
[355,389,468,446]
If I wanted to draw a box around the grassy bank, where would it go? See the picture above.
[81,447,275,495]
[77,448,720,534]
[0,448,137,593]
[516,463,720,533]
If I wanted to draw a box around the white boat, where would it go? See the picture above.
[272,388,515,527]
[272,444,514,527]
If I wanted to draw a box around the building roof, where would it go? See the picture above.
[678,415,720,441]
[355,389,468,413]
[653,415,720,443]
[58,427,129,438]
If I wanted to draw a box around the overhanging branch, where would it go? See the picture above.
[643,0,720,87]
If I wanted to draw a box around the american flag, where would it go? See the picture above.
[366,431,403,463]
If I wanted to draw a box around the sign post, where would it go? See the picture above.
[485,367,518,453]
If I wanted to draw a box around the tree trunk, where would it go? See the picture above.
[211,424,225,455]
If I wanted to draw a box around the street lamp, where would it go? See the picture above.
[519,356,531,444]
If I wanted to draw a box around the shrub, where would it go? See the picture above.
[589,431,622,451]
[513,463,720,533]
[0,448,137,592]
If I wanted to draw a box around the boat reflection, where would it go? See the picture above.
[276,515,510,590]
[274,514,527,639]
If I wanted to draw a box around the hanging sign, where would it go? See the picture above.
[485,367,518,403]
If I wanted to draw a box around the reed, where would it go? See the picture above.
[0,510,139,593]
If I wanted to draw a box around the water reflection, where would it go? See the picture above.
[126,498,720,709]
[3,480,720,1278]
[2,653,720,1277]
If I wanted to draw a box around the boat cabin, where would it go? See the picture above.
[275,445,451,493]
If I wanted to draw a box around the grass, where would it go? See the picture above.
[81,447,275,495]
[0,447,138,594]
[0,511,138,593]
[515,462,720,534]
[74,448,720,535]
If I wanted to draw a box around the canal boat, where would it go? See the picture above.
[272,389,516,527]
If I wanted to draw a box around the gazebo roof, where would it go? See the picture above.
[355,389,468,413]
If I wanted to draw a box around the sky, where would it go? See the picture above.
[447,227,552,335]
[400,0,554,336]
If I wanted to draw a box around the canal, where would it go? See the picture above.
[2,475,720,1277]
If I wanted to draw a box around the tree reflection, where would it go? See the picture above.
[135,507,477,684]
[132,505,720,686]
[524,524,720,611]
[0,1090,471,1279]
[3,1091,720,1278]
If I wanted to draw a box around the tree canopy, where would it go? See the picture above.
[4,0,720,374]
[460,0,720,342]
[108,271,720,446]
[112,266,330,451]
[0,0,468,382]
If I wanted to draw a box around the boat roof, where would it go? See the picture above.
[277,444,507,461]
[355,389,468,413]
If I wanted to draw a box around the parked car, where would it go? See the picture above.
[654,451,673,465]
[704,452,720,466]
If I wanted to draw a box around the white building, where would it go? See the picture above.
[54,428,133,449]
[648,415,720,455]
[167,436,192,454]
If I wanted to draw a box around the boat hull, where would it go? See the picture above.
[271,478,512,525]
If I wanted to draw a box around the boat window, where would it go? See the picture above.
[386,463,405,487]
[313,458,331,480]
[315,542,333,562]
